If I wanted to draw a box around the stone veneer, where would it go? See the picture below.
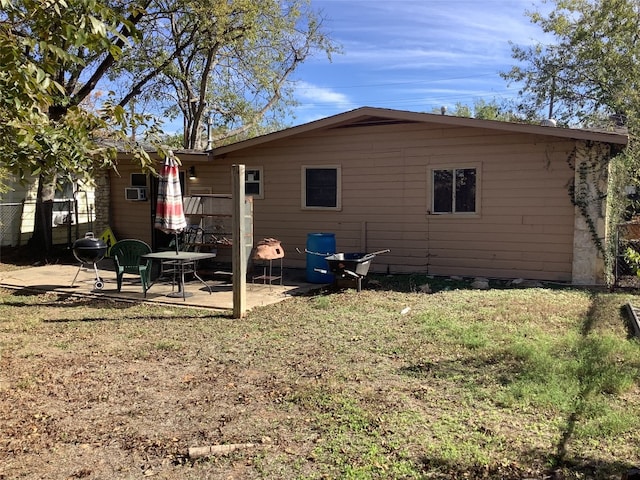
[571,141,609,285]
[92,168,111,238]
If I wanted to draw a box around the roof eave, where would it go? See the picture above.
[213,106,628,156]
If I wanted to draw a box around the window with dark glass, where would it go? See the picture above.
[432,168,476,213]
[305,167,338,208]
[245,168,262,197]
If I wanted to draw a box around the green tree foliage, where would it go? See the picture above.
[435,99,525,122]
[0,0,335,252]
[1,0,335,175]
[115,0,338,149]
[502,0,640,128]
[502,0,640,200]
[0,0,166,252]
[502,0,640,281]
[0,0,161,181]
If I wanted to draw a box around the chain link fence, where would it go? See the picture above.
[0,202,24,247]
[614,222,640,287]
[0,199,95,250]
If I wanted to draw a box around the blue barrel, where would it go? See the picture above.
[306,233,336,283]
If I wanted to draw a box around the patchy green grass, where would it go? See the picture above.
[1,284,640,479]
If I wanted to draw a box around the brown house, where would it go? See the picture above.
[108,107,628,285]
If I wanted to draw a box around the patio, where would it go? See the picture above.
[0,258,319,312]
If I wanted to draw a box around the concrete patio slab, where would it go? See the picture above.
[0,259,321,312]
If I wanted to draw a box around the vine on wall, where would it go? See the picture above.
[566,141,610,257]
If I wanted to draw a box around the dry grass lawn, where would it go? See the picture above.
[1,273,640,479]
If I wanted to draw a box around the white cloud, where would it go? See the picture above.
[288,0,543,123]
[294,81,353,108]
[315,0,546,71]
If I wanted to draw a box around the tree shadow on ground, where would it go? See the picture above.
[551,293,639,478]
[0,245,77,267]
[418,451,633,480]
[399,292,640,480]
[3,287,224,322]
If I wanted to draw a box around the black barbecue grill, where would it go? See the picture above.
[71,233,108,290]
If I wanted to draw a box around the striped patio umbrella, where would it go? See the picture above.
[154,151,187,254]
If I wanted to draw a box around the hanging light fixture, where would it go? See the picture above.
[188,166,197,180]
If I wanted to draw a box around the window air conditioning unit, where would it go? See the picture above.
[125,187,147,201]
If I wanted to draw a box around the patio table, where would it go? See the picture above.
[142,251,216,300]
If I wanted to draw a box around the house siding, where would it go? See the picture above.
[109,162,153,245]
[108,109,624,283]
[205,122,579,281]
[109,153,212,247]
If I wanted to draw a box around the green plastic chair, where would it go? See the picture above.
[111,239,152,296]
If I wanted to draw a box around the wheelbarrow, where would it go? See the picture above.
[301,248,390,291]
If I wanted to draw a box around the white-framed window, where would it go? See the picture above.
[430,166,478,214]
[245,167,263,199]
[52,179,76,226]
[130,173,148,187]
[302,165,341,210]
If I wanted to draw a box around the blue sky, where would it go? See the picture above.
[288,0,546,126]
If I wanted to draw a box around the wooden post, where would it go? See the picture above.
[232,165,247,318]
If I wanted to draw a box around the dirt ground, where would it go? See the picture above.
[2,246,640,479]
[0,295,309,479]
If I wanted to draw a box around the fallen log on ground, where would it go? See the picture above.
[188,443,256,459]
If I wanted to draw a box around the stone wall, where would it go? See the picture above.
[571,141,609,285]
[93,168,111,238]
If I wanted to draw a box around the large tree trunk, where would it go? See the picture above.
[28,174,56,257]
